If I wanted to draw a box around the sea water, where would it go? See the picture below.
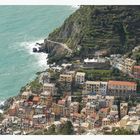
[0,6,77,102]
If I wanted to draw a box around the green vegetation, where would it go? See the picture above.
[78,69,113,81]
[77,68,131,81]
[48,6,140,59]
[110,128,134,135]
[45,124,56,135]
[29,78,43,94]
[0,113,4,122]
[58,121,74,135]
[31,121,74,135]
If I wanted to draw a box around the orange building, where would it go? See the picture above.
[33,96,40,104]
[133,66,140,78]
[108,81,137,96]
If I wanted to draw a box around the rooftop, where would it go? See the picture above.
[33,96,40,102]
[76,72,85,76]
[134,65,140,69]
[108,80,137,86]
[86,81,107,85]
[60,74,72,78]
[22,91,30,96]
[84,58,106,63]
[43,83,55,87]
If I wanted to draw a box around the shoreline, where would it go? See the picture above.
[0,39,50,112]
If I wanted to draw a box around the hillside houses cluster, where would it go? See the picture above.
[0,64,139,135]
[58,70,137,97]
[1,91,140,134]
[0,54,140,135]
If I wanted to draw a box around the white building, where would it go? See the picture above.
[75,72,85,84]
[43,83,56,95]
[84,81,108,95]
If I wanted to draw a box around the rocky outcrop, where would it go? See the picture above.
[41,39,72,63]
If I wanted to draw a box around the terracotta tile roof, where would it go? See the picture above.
[33,96,40,102]
[108,80,137,86]
[134,66,140,69]
[73,113,81,118]
[58,100,65,105]
[100,108,109,113]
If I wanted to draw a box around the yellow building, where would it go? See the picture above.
[21,91,31,100]
[119,58,136,74]
[84,81,107,95]
[59,74,73,83]
[119,115,130,127]
[124,58,136,73]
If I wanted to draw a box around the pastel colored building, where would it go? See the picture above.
[108,80,137,96]
[59,74,73,83]
[84,81,108,95]
[133,66,140,78]
[75,72,85,84]
[43,83,56,95]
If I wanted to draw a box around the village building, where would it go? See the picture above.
[21,91,31,100]
[32,96,40,104]
[66,71,76,78]
[110,105,118,116]
[33,105,45,115]
[120,103,128,118]
[33,114,46,125]
[105,96,114,108]
[75,72,85,84]
[133,66,140,78]
[85,102,96,115]
[61,63,72,69]
[83,57,110,69]
[43,83,56,95]
[114,58,136,74]
[123,58,136,73]
[102,118,110,126]
[108,80,137,97]
[84,81,108,95]
[98,108,109,119]
[70,102,79,113]
[59,74,73,83]
[8,102,19,116]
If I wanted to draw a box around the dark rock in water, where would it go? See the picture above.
[36,43,43,46]
[33,48,38,52]
[38,47,44,52]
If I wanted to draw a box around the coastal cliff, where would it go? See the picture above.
[47,6,140,60]
[40,39,72,64]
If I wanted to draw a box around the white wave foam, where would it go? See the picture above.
[0,100,5,106]
[0,100,5,113]
[20,39,49,69]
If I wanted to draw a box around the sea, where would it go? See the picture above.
[0,5,78,104]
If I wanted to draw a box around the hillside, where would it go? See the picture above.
[48,6,140,59]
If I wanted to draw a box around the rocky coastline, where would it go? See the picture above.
[0,37,72,113]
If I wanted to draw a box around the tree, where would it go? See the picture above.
[111,128,133,135]
[138,125,140,134]
[0,113,4,122]
[116,98,121,120]
[30,79,43,94]
[60,121,74,135]
[46,124,56,135]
